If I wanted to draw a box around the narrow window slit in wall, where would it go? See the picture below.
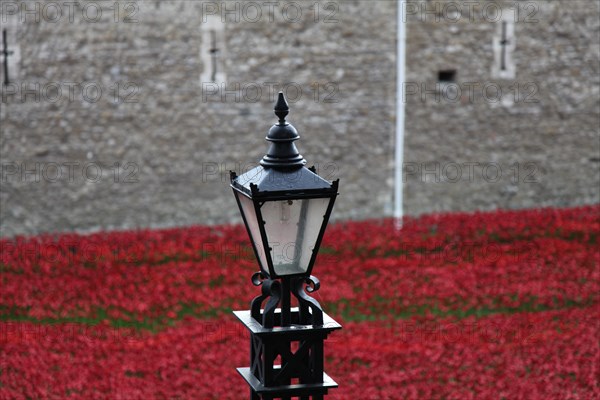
[492,15,516,79]
[200,16,226,87]
[0,16,21,87]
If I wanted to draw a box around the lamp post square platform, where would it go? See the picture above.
[234,308,341,399]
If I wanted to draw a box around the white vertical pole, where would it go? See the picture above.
[395,0,407,228]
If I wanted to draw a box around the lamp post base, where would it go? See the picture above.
[237,368,338,399]
[234,308,341,400]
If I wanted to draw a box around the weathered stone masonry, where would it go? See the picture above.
[0,0,598,237]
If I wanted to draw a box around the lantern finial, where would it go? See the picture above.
[274,92,289,124]
[260,92,306,169]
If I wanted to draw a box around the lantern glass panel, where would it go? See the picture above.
[237,193,269,272]
[261,197,330,276]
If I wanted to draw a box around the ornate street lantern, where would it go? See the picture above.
[231,93,341,399]
[230,92,338,280]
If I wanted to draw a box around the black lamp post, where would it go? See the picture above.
[231,93,341,399]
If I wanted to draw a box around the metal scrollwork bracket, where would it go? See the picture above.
[250,271,281,328]
[292,275,324,326]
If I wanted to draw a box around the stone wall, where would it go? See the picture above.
[0,0,598,237]
[403,0,600,214]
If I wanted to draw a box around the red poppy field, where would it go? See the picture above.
[1,205,599,399]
